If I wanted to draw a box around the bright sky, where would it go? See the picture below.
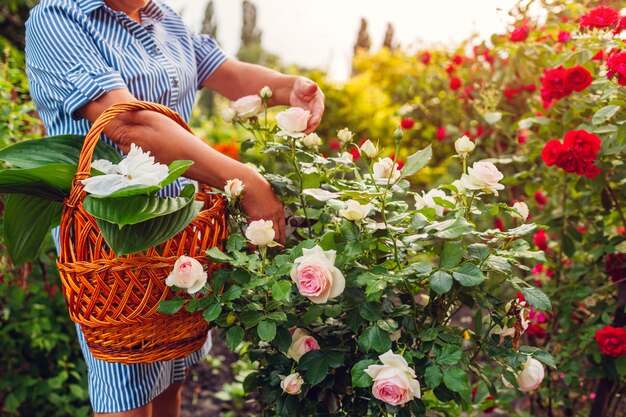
[165,0,521,80]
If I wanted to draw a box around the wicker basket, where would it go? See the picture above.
[56,101,228,364]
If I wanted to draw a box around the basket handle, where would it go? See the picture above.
[68,101,193,205]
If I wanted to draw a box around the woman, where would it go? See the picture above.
[24,0,325,416]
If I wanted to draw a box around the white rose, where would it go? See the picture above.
[364,350,421,406]
[276,107,311,133]
[302,133,322,148]
[461,161,505,195]
[280,372,304,395]
[516,357,545,392]
[339,200,371,222]
[224,178,244,199]
[339,152,354,163]
[414,189,453,217]
[221,107,236,123]
[165,256,207,294]
[290,245,345,304]
[452,179,466,195]
[454,135,475,158]
[231,95,263,118]
[372,157,401,184]
[484,111,502,125]
[512,201,530,221]
[337,128,354,144]
[259,85,273,99]
[360,139,378,158]
[245,219,275,246]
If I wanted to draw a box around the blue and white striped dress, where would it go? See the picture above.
[25,0,227,412]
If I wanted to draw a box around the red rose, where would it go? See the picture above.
[400,117,415,129]
[527,324,546,338]
[436,127,446,141]
[494,217,505,231]
[562,130,601,161]
[615,16,626,34]
[328,139,341,151]
[557,30,571,43]
[541,66,572,103]
[419,51,431,65]
[592,50,605,61]
[595,326,626,357]
[504,88,520,100]
[606,253,626,283]
[565,66,593,92]
[534,191,547,206]
[580,6,620,29]
[580,163,601,179]
[446,64,456,74]
[349,147,360,161]
[541,140,565,166]
[451,55,463,65]
[449,77,462,91]
[555,151,584,174]
[607,51,626,86]
[510,24,529,42]
[524,84,537,92]
[534,229,548,251]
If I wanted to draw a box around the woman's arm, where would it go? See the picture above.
[202,60,325,133]
[78,88,286,244]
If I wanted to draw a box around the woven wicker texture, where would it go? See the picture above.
[56,101,228,364]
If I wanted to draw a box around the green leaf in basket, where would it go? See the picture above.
[0,135,122,168]
[84,184,196,228]
[0,164,77,200]
[95,199,203,256]
[157,297,186,314]
[3,194,63,265]
[92,160,194,198]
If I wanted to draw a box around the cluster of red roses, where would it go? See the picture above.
[541,130,602,179]
[579,5,626,34]
[607,50,626,86]
[595,326,626,358]
[540,65,593,107]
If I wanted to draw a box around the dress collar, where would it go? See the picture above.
[75,0,165,21]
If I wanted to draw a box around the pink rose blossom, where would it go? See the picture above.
[290,245,345,304]
[286,328,320,362]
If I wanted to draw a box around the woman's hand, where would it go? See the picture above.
[240,173,286,245]
[288,77,325,133]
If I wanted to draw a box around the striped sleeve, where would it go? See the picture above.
[191,32,228,89]
[25,4,128,120]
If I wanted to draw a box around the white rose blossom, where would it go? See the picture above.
[452,179,466,195]
[224,178,244,199]
[372,157,401,184]
[302,133,322,148]
[231,95,263,118]
[221,107,236,123]
[245,219,275,246]
[360,139,378,158]
[460,161,505,195]
[276,107,311,134]
[259,85,273,99]
[280,372,304,395]
[454,135,476,158]
[339,200,372,222]
[516,357,545,392]
[339,152,354,163]
[165,256,207,294]
[290,245,345,304]
[512,201,530,221]
[82,144,169,196]
[414,189,454,217]
[337,128,354,144]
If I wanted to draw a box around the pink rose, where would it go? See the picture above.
[275,107,311,133]
[364,350,421,406]
[461,161,505,195]
[165,256,207,294]
[290,245,345,304]
[231,95,263,118]
[280,372,304,395]
[286,328,320,362]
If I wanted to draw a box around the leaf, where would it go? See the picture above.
[0,135,121,168]
[0,164,77,200]
[358,325,392,353]
[443,367,470,394]
[257,320,276,341]
[83,184,197,227]
[91,160,194,198]
[226,326,245,351]
[271,280,292,302]
[436,344,463,366]
[95,200,203,256]
[521,287,552,311]
[401,145,432,177]
[206,247,233,263]
[274,327,292,353]
[157,298,185,314]
[4,194,62,264]
[202,303,222,323]
[424,366,443,389]
[302,305,324,325]
[592,105,621,125]
[351,359,377,388]
[452,263,486,287]
[430,271,453,295]
[298,350,329,386]
[425,217,473,239]
[226,234,247,252]
[220,285,243,302]
[439,241,463,269]
[616,356,626,377]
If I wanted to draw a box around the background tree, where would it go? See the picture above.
[197,0,218,117]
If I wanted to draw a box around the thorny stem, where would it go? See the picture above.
[289,138,313,237]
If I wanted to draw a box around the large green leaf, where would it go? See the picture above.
[0,135,121,168]
[95,199,203,256]
[4,194,63,264]
[83,184,196,227]
[401,145,432,177]
[0,164,77,200]
[92,160,194,198]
